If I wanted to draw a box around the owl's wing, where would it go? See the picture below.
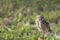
[46,21,52,32]
[43,20,52,33]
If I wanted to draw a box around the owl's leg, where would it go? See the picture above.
[40,32,49,39]
[40,32,45,39]
[44,33,49,37]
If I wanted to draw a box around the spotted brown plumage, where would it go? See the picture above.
[35,15,52,38]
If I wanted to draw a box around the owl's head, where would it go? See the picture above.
[37,15,44,21]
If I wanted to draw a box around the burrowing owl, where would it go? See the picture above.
[35,15,52,37]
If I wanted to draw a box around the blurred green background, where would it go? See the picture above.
[0,0,60,40]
